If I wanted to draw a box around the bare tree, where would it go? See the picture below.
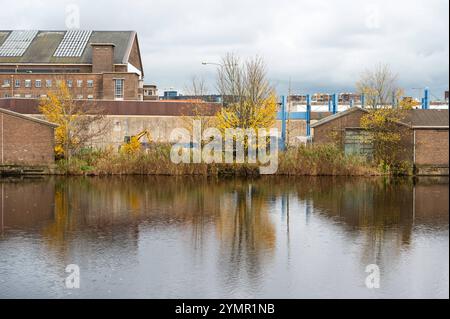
[356,63,402,108]
[216,53,277,129]
[39,83,110,160]
[182,76,216,137]
[185,75,208,98]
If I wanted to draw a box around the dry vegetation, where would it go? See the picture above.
[57,143,379,177]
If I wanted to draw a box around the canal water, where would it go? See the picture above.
[0,176,448,299]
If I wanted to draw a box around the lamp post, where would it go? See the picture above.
[201,62,223,67]
[201,61,238,106]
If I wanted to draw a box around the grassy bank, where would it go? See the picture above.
[57,144,381,176]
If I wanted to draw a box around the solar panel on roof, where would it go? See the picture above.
[53,30,92,57]
[0,30,38,57]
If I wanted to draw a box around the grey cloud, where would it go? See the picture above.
[0,0,448,98]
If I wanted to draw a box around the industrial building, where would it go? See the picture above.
[311,107,449,175]
[0,30,145,101]
[0,107,57,170]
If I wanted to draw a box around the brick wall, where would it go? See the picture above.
[415,129,449,166]
[0,72,142,101]
[128,37,143,73]
[102,73,140,100]
[312,109,414,162]
[0,73,103,99]
[0,111,55,165]
[312,110,365,145]
[92,44,115,73]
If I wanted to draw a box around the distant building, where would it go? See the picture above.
[0,30,144,101]
[339,93,361,103]
[143,84,158,100]
[311,107,449,175]
[0,108,57,167]
[288,93,362,104]
[162,94,222,103]
[163,90,178,99]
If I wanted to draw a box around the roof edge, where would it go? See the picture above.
[311,107,368,128]
[123,31,137,64]
[0,108,58,127]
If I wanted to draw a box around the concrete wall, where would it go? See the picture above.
[87,116,308,150]
[28,114,308,150]
[1,111,55,165]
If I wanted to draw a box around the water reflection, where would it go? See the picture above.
[0,176,448,298]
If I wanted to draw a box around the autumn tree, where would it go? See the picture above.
[356,64,403,108]
[39,83,110,160]
[360,106,410,171]
[215,53,278,131]
[182,75,217,138]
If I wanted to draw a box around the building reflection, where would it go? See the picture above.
[0,175,448,284]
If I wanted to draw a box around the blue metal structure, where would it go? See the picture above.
[306,94,311,137]
[361,93,365,108]
[332,93,338,114]
[350,99,354,108]
[328,99,332,112]
[277,112,308,120]
[280,95,286,151]
[422,87,430,109]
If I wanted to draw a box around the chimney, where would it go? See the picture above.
[91,43,115,73]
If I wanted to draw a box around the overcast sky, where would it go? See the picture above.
[1,0,448,98]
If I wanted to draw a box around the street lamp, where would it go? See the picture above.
[201,61,238,106]
[201,61,223,67]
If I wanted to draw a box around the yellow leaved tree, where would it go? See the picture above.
[356,64,413,173]
[39,82,109,160]
[215,53,278,135]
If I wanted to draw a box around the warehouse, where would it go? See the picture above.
[0,108,57,169]
[311,107,449,175]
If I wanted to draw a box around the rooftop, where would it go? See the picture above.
[0,30,137,65]
[0,107,58,127]
[311,107,449,128]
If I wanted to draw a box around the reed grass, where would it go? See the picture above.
[57,143,379,176]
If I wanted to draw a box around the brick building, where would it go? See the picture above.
[0,30,145,101]
[143,84,158,100]
[311,107,449,175]
[0,108,57,167]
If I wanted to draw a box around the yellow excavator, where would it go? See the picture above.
[120,129,152,153]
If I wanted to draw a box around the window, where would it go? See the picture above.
[77,80,83,88]
[87,80,94,88]
[25,94,32,98]
[35,80,42,88]
[4,93,11,98]
[76,94,83,100]
[15,79,20,88]
[87,94,94,99]
[67,80,73,88]
[3,79,10,87]
[114,79,124,100]
[46,80,52,88]
[25,80,31,88]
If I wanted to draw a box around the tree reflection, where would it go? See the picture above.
[1,175,447,287]
[215,180,276,287]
